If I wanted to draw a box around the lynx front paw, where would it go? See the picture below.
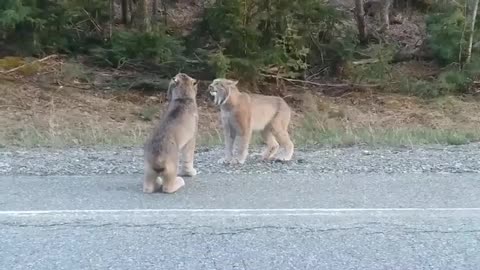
[162,177,185,194]
[261,146,279,161]
[229,157,246,165]
[179,167,197,177]
[261,153,276,161]
[274,154,293,162]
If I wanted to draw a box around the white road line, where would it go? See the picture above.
[1,208,480,216]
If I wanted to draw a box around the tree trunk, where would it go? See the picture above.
[354,0,368,44]
[381,0,392,31]
[152,0,157,19]
[128,0,134,26]
[467,0,479,64]
[133,0,152,32]
[121,0,128,24]
[162,0,168,26]
[109,0,114,38]
[143,0,151,32]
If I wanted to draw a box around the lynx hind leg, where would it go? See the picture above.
[271,110,294,161]
[261,127,279,161]
[160,159,185,194]
[179,138,197,177]
[143,162,161,193]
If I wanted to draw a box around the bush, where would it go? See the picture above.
[396,78,439,98]
[426,3,466,65]
[397,66,476,98]
[0,0,109,54]
[189,0,354,79]
[91,30,184,69]
[437,69,471,93]
[427,7,466,65]
[207,50,231,78]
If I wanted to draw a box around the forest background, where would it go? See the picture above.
[1,0,480,148]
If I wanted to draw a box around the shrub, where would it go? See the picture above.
[0,0,109,54]
[207,50,231,78]
[90,30,184,70]
[189,0,353,79]
[437,69,471,93]
[426,3,466,65]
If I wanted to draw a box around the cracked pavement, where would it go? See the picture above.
[1,173,480,269]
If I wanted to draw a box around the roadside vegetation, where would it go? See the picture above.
[1,0,480,148]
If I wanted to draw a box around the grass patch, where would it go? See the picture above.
[1,76,479,149]
[139,106,160,122]
[293,126,480,147]
[2,122,479,149]
[0,124,148,148]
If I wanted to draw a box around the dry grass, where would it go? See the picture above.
[2,78,480,148]
[0,79,224,148]
[2,56,480,149]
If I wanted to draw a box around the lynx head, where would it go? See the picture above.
[208,78,238,106]
[167,73,198,101]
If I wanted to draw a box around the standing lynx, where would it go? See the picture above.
[208,78,294,164]
[143,73,199,194]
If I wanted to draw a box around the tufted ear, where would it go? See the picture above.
[230,80,239,86]
[192,79,199,86]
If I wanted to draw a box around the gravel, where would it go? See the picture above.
[1,143,480,176]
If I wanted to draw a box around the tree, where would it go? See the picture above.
[152,0,157,18]
[466,0,479,64]
[354,0,368,44]
[133,0,152,32]
[121,0,128,24]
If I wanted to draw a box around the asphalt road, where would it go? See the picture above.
[1,173,480,269]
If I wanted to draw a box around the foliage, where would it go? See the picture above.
[426,2,467,65]
[349,45,396,84]
[190,0,355,79]
[397,64,477,98]
[396,78,440,98]
[426,1,479,65]
[0,0,110,54]
[437,69,471,93]
[90,30,184,69]
[207,50,231,78]
[435,57,480,95]
[1,0,477,98]
[0,0,185,74]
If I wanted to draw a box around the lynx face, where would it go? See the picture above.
[208,79,237,106]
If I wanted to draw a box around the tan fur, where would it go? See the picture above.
[143,73,199,194]
[208,78,294,164]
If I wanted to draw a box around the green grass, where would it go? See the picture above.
[293,127,479,147]
[0,125,147,148]
[1,117,479,148]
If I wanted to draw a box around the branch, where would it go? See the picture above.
[352,58,380,65]
[2,55,58,74]
[83,9,102,32]
[259,73,379,88]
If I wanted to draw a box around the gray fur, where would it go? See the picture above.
[143,73,198,194]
